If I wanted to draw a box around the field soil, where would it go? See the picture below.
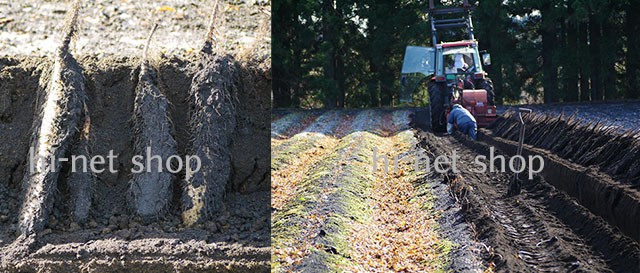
[501,101,640,131]
[0,0,270,56]
[0,53,270,272]
[271,109,480,272]
[272,107,640,272]
[0,1,270,271]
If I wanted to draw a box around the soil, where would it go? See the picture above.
[272,107,640,272]
[0,0,270,56]
[413,111,640,272]
[501,101,640,131]
[1,1,270,270]
[0,53,270,271]
[271,109,481,272]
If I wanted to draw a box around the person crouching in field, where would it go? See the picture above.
[447,104,477,140]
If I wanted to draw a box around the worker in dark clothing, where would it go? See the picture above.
[447,104,477,140]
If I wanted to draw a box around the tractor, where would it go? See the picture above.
[400,0,496,132]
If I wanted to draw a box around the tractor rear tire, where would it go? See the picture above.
[477,78,495,105]
[428,81,447,132]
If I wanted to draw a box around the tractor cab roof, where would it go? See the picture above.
[438,40,477,48]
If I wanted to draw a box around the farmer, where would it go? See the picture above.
[447,104,477,140]
[446,53,470,73]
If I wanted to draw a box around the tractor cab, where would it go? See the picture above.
[439,41,482,80]
[400,0,497,131]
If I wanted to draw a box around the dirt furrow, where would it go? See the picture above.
[272,110,388,270]
[273,110,459,272]
[416,130,639,272]
[270,111,318,139]
[271,111,348,156]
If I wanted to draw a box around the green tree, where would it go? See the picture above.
[272,0,636,107]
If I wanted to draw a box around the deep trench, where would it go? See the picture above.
[412,108,640,272]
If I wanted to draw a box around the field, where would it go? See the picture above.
[271,106,640,272]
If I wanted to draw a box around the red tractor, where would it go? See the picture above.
[400,0,496,132]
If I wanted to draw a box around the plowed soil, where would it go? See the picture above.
[272,109,479,272]
[415,108,640,272]
[272,108,640,272]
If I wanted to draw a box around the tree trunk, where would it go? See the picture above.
[626,2,640,99]
[272,69,292,108]
[369,62,381,107]
[541,4,558,103]
[589,15,603,101]
[321,0,343,109]
[601,17,617,100]
[578,21,591,101]
[565,12,579,102]
[336,50,345,108]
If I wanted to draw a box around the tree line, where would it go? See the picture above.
[272,0,640,108]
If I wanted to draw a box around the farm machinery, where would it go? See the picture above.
[400,0,496,132]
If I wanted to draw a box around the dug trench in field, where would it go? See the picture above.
[419,131,606,271]
[477,128,640,243]
[420,121,640,272]
[406,145,544,179]
[489,110,640,242]
[459,132,640,271]
[492,110,640,188]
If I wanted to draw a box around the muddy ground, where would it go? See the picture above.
[416,130,640,272]
[0,54,270,271]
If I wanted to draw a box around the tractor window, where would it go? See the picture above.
[443,49,476,74]
[401,46,435,76]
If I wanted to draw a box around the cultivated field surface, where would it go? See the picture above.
[272,107,640,272]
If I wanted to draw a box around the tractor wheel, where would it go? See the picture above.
[477,78,495,105]
[428,81,447,132]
